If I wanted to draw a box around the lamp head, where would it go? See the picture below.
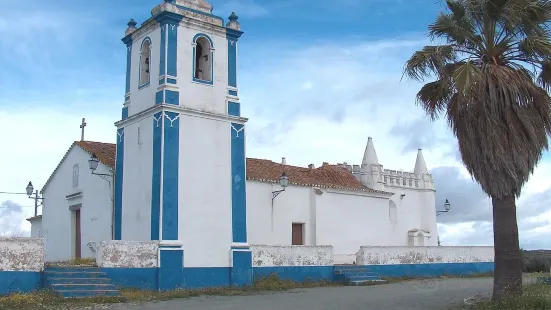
[26,182,34,196]
[88,153,100,172]
[280,172,289,189]
[444,199,451,211]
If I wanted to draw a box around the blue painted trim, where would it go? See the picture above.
[228,102,240,117]
[121,107,129,120]
[167,23,178,77]
[167,78,177,84]
[159,23,166,78]
[253,266,334,283]
[159,249,184,291]
[114,128,125,240]
[156,91,163,105]
[159,78,166,85]
[365,262,495,278]
[228,90,238,96]
[162,112,179,240]
[101,268,158,290]
[151,112,163,240]
[192,33,214,85]
[159,245,182,248]
[124,95,130,102]
[138,37,152,89]
[231,250,252,286]
[184,267,231,288]
[227,38,237,88]
[165,90,179,105]
[124,40,133,94]
[230,123,247,243]
[226,28,244,41]
[0,271,42,296]
[154,11,186,25]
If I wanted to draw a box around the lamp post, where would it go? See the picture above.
[88,153,115,239]
[271,172,289,206]
[436,199,451,216]
[25,182,44,217]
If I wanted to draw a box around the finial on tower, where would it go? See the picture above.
[414,148,428,174]
[362,136,380,167]
[125,18,138,36]
[226,12,241,30]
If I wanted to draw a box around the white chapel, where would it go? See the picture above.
[26,0,439,266]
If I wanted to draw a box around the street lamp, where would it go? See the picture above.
[437,199,451,216]
[272,172,289,205]
[25,181,44,217]
[88,154,111,177]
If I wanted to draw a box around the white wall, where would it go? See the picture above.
[29,217,42,238]
[121,117,154,241]
[0,238,44,271]
[179,115,232,267]
[251,245,333,267]
[128,27,162,116]
[97,241,158,268]
[247,182,313,246]
[356,246,495,265]
[177,26,229,114]
[42,146,113,262]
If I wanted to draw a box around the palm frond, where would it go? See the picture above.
[416,80,454,120]
[537,60,551,91]
[453,61,483,96]
[403,45,456,81]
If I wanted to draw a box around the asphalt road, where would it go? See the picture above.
[105,278,494,310]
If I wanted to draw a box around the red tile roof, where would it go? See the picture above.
[70,141,389,194]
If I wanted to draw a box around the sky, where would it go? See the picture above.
[0,0,550,249]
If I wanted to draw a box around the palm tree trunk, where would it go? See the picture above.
[492,195,522,300]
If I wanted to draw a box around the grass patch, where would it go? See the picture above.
[0,290,125,310]
[466,284,551,309]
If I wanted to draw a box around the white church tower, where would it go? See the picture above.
[114,0,251,287]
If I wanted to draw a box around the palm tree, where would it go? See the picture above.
[403,0,551,299]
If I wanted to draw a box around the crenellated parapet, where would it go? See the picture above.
[338,138,435,191]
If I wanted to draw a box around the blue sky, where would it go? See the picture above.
[0,0,550,249]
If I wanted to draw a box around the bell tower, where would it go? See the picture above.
[113,0,251,287]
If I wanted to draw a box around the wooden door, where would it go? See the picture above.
[75,209,81,259]
[292,223,304,245]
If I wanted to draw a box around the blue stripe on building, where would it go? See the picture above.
[114,128,125,240]
[159,23,166,77]
[123,38,132,95]
[151,112,163,240]
[230,123,247,243]
[162,112,180,240]
[228,102,240,117]
[121,107,129,120]
[167,23,178,77]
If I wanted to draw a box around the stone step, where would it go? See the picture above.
[57,289,122,299]
[347,275,383,282]
[46,277,112,285]
[45,271,108,279]
[51,284,118,291]
[334,270,377,276]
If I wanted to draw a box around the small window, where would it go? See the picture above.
[389,200,397,223]
[292,223,304,245]
[194,36,212,83]
[140,38,151,87]
[72,164,79,188]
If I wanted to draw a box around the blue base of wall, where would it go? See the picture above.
[0,262,495,295]
[253,266,335,282]
[0,271,42,295]
[367,262,495,278]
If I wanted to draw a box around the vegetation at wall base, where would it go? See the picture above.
[466,284,551,309]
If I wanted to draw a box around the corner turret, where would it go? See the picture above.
[414,149,428,174]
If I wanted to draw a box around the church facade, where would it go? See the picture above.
[30,0,439,273]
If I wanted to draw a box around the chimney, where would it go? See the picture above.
[281,157,287,165]
[308,164,315,169]
[322,162,329,166]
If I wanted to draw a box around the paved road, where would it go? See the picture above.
[106,278,494,310]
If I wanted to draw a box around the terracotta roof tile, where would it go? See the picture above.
[67,141,390,194]
[76,141,116,168]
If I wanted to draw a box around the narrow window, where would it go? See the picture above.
[140,39,151,87]
[193,36,212,83]
[72,164,79,188]
[389,200,397,223]
[292,223,304,245]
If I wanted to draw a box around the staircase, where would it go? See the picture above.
[334,265,387,286]
[44,266,122,298]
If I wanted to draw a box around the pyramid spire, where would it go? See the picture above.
[362,137,379,166]
[414,148,428,174]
